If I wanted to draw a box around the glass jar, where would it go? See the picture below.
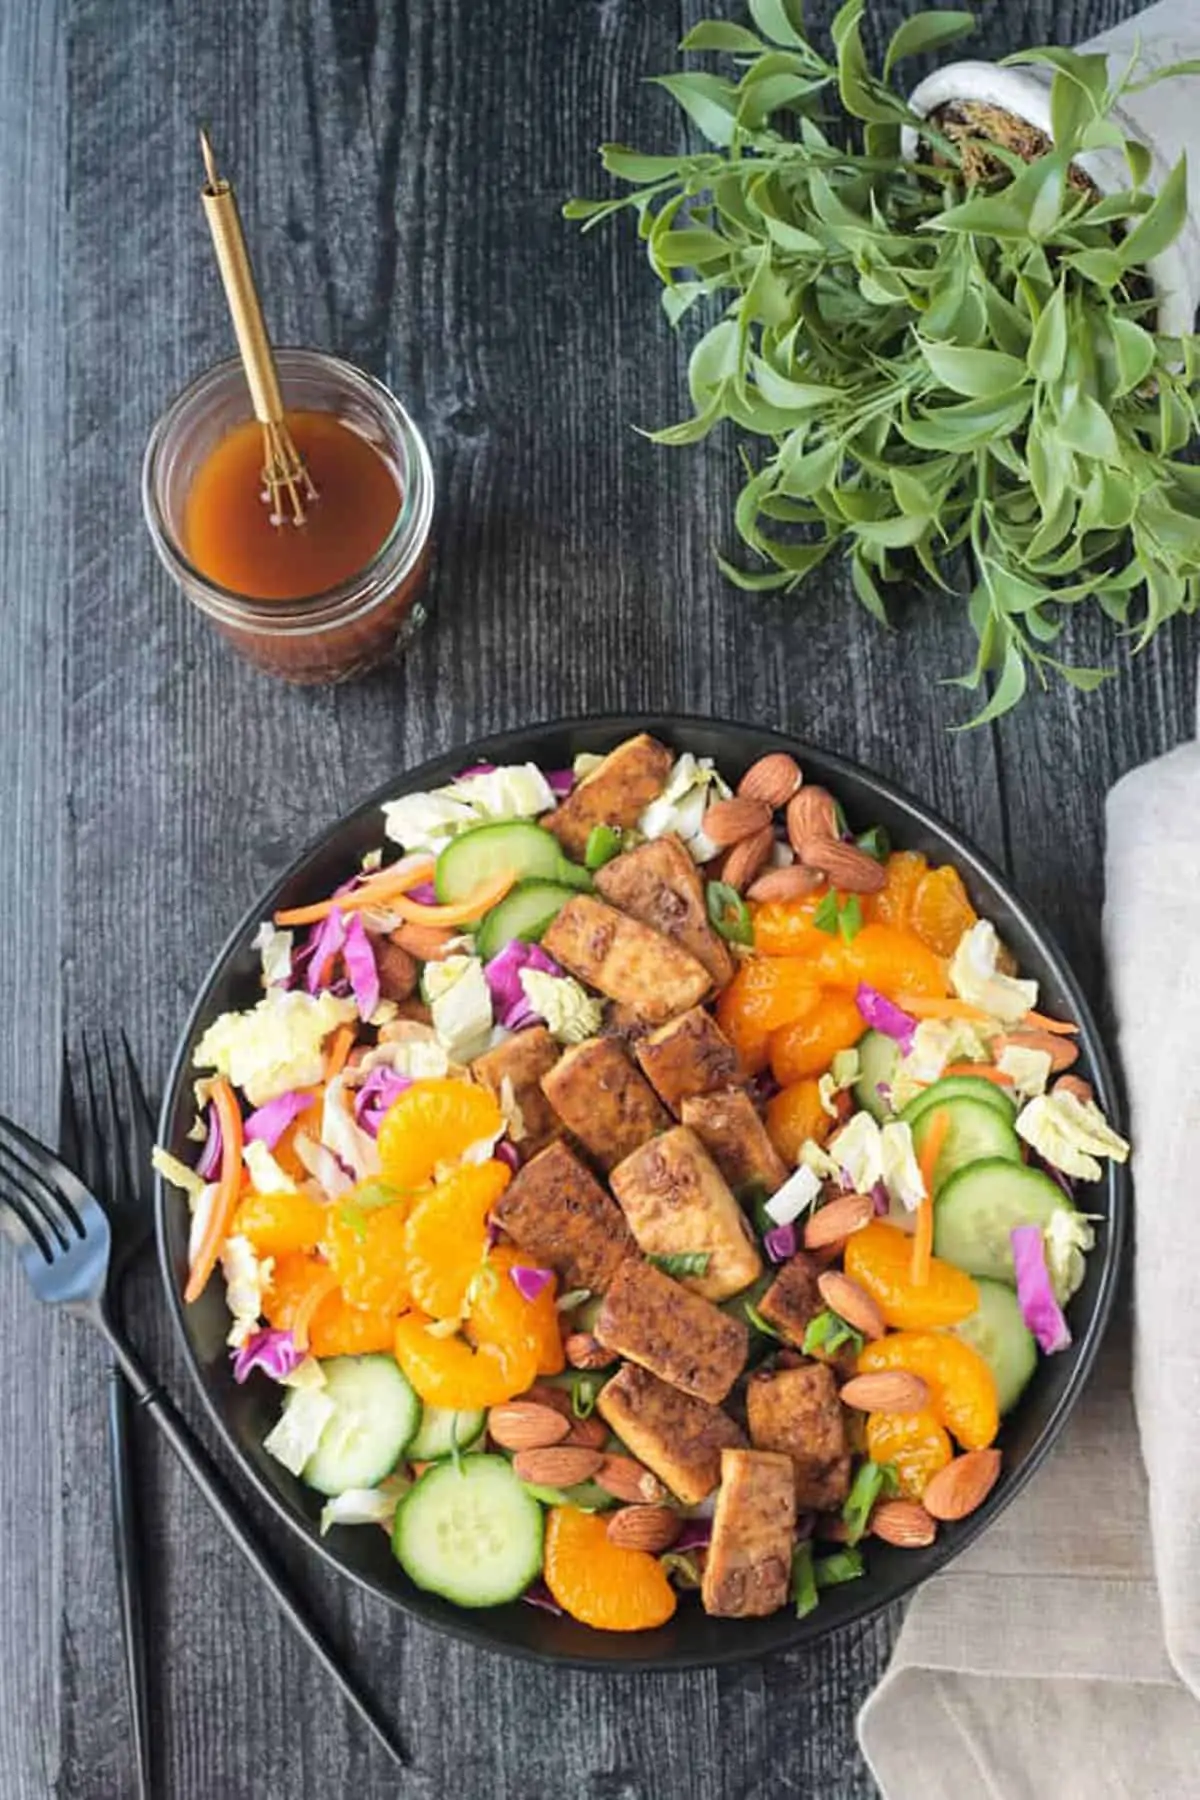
[142,349,435,683]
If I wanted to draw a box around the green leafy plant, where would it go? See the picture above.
[566,0,1200,722]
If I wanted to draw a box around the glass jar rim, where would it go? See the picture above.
[141,348,433,627]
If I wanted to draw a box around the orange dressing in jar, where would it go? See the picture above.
[183,410,401,601]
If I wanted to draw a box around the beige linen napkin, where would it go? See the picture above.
[858,735,1200,1799]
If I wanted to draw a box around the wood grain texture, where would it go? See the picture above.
[0,0,1190,1794]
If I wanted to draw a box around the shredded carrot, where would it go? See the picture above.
[1022,1010,1079,1037]
[911,1108,949,1287]
[896,995,991,1023]
[390,867,518,928]
[942,1063,1014,1085]
[184,1077,245,1306]
[274,856,436,928]
[290,1267,341,1352]
[323,1023,356,1082]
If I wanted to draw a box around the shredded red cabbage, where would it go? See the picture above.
[305,907,347,994]
[521,1579,564,1616]
[546,769,574,799]
[196,1104,223,1179]
[484,940,563,1030]
[456,762,497,779]
[871,1180,890,1216]
[1011,1224,1071,1353]
[353,1067,414,1135]
[673,1519,713,1554]
[244,1090,312,1149]
[764,1222,797,1263]
[855,983,917,1053]
[343,914,381,1020]
[494,1139,521,1173]
[510,1264,554,1302]
[405,880,438,905]
[232,1328,305,1384]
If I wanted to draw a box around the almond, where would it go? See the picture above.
[870,1500,937,1548]
[802,1192,874,1249]
[720,825,776,894]
[605,1505,682,1553]
[391,921,463,961]
[486,1401,571,1451]
[511,1446,605,1486]
[1054,1073,1094,1106]
[564,1331,615,1371]
[921,1448,1002,1521]
[595,1454,669,1505]
[562,1415,609,1451]
[701,795,773,849]
[996,1027,1078,1073]
[746,864,824,903]
[375,940,419,1002]
[738,753,802,809]
[838,1370,930,1414]
[799,838,887,894]
[516,1383,574,1419]
[786,786,839,852]
[817,1271,886,1341]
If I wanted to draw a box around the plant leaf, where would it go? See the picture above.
[649,73,739,146]
[748,0,810,50]
[924,196,1030,238]
[1120,156,1189,268]
[1056,390,1121,463]
[681,21,767,55]
[1027,285,1067,382]
[849,548,890,623]
[883,10,974,78]
[957,638,1028,728]
[831,0,899,125]
[599,145,685,183]
[917,339,1027,399]
[1107,316,1156,396]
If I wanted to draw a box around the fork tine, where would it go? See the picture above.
[78,1032,109,1206]
[59,1035,82,1170]
[118,1030,157,1176]
[0,1119,82,1243]
[0,1163,56,1259]
[100,1031,154,1209]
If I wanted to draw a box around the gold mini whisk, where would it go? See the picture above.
[198,128,317,526]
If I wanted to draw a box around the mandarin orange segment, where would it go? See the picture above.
[324,1187,412,1314]
[393,1311,538,1409]
[231,1187,327,1258]
[766,1078,835,1166]
[750,895,826,957]
[403,1160,513,1320]
[543,1506,677,1631]
[263,1250,333,1332]
[857,1331,999,1450]
[911,865,978,957]
[717,959,822,1075]
[376,1078,503,1188]
[845,1221,979,1329]
[307,1290,401,1357]
[865,851,928,931]
[827,925,949,1000]
[473,1245,564,1377]
[769,991,865,1084]
[866,1408,953,1500]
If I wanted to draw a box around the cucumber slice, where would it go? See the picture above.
[393,1454,544,1607]
[475,880,578,960]
[406,1405,486,1462]
[910,1097,1020,1194]
[435,822,589,904]
[934,1158,1069,1283]
[855,1029,900,1122]
[902,1075,1016,1128]
[302,1355,421,1497]
[953,1278,1038,1413]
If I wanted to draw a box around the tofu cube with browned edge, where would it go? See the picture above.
[680,1088,789,1198]
[595,834,734,989]
[540,1036,670,1172]
[542,896,711,1026]
[471,1026,562,1157]
[544,733,673,860]
[701,1449,797,1619]
[757,1251,826,1347]
[634,1007,746,1115]
[492,1140,636,1293]
[609,1126,761,1303]
[596,1363,746,1506]
[746,1364,851,1512]
[594,1257,747,1404]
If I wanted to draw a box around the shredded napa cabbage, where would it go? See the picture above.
[880,1121,925,1211]
[263,1386,335,1477]
[949,920,1038,1024]
[194,989,358,1108]
[219,1235,275,1350]
[1043,1206,1097,1303]
[997,1043,1053,1103]
[242,1139,299,1195]
[819,1047,860,1119]
[381,763,556,854]
[1015,1089,1130,1182]
[251,920,294,988]
[518,969,603,1045]
[152,1146,206,1202]
[764,1164,821,1225]
[637,753,731,863]
[828,1112,883,1194]
[425,956,494,1062]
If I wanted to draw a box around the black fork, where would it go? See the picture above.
[0,1084,409,1773]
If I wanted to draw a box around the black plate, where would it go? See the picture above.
[156,715,1126,1670]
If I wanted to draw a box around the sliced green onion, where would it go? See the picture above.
[814,1546,865,1589]
[744,1300,783,1340]
[802,1308,865,1358]
[813,890,840,935]
[791,1543,819,1618]
[706,880,754,946]
[838,895,863,944]
[856,826,890,863]
[648,1251,711,1278]
[585,824,624,870]
[841,1459,899,1546]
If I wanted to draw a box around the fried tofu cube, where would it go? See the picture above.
[634,1007,745,1114]
[701,1449,797,1618]
[680,1088,790,1197]
[597,1363,746,1505]
[471,1026,562,1157]
[492,1140,636,1292]
[746,1365,851,1512]
[594,1258,747,1404]
[609,1126,761,1303]
[540,1036,669,1172]
[544,734,673,860]
[757,1251,826,1347]
[542,896,711,1026]
[595,834,734,989]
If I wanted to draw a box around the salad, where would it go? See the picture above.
[156,734,1128,1632]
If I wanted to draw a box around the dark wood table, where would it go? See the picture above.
[0,0,1188,1794]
